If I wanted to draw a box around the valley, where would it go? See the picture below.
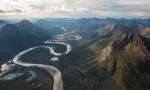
[0,18,150,90]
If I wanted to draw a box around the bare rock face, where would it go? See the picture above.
[98,34,150,65]
[115,34,150,57]
[100,42,113,62]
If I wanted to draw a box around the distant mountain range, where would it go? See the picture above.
[77,18,150,27]
[95,24,150,38]
[35,19,77,35]
[77,24,150,47]
[71,18,150,34]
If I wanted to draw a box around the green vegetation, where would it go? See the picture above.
[59,34,150,90]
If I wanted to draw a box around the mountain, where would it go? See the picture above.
[96,24,144,38]
[0,20,9,28]
[60,34,150,90]
[70,18,104,33]
[0,20,7,25]
[0,20,51,63]
[84,24,150,42]
[35,18,77,28]
[77,18,150,27]
[90,34,150,61]
[34,18,150,36]
[86,34,150,90]
[78,24,147,47]
[35,19,67,35]
[71,18,150,34]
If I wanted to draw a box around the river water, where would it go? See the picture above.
[12,30,82,90]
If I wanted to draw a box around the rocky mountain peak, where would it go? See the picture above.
[120,34,143,43]
[16,19,33,27]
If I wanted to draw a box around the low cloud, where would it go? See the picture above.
[0,8,22,13]
[0,10,5,13]
[0,0,150,18]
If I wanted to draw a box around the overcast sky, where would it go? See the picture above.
[0,0,150,19]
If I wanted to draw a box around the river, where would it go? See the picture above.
[12,31,81,90]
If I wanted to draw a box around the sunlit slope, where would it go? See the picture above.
[87,34,150,90]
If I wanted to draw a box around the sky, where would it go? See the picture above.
[0,0,150,19]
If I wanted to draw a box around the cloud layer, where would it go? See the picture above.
[0,0,150,19]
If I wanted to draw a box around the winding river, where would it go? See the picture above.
[11,27,82,90]
[12,29,81,90]
[13,40,72,90]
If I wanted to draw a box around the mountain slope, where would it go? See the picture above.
[0,20,7,25]
[0,20,51,63]
[87,34,150,90]
[61,34,150,90]
[96,24,145,38]
[78,24,149,47]
[0,20,9,28]
[83,24,150,44]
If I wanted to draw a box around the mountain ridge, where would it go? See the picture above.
[82,34,150,90]
[0,20,51,63]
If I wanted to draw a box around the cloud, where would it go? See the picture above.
[0,0,150,19]
[0,10,5,13]
[0,8,22,13]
